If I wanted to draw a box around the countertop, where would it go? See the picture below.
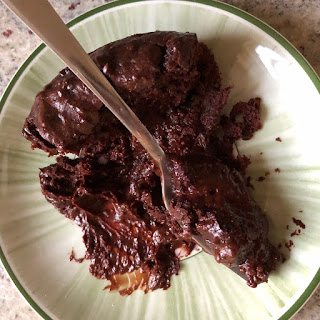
[0,0,320,319]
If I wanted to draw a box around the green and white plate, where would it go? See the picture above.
[1,1,320,319]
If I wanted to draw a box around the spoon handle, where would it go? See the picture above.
[3,0,165,165]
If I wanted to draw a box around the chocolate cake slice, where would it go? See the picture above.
[23,31,283,292]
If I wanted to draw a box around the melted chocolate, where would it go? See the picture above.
[23,31,283,292]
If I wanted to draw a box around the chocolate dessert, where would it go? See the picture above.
[23,31,283,292]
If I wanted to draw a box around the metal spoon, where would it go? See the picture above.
[3,0,245,280]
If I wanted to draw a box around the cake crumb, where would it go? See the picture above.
[265,171,270,176]
[299,210,303,213]
[291,230,300,237]
[275,168,281,173]
[2,29,13,37]
[257,176,265,182]
[275,137,282,142]
[286,225,289,230]
[292,218,305,229]
[221,98,261,141]
[68,2,80,10]
[284,240,294,251]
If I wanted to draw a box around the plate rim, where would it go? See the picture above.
[0,0,320,319]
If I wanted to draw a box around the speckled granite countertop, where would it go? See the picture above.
[0,0,320,319]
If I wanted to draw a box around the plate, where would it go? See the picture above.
[1,1,320,319]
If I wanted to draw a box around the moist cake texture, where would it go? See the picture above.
[23,31,283,292]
